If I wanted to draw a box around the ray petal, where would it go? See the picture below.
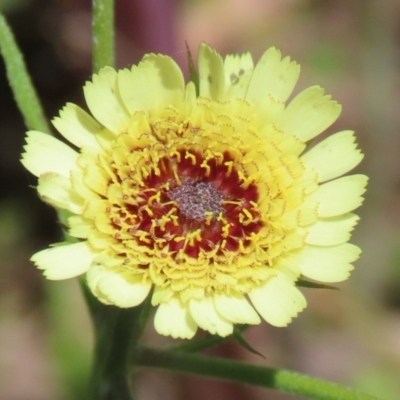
[214,292,261,324]
[306,174,368,218]
[189,296,233,336]
[286,243,361,282]
[31,241,93,280]
[249,276,306,327]
[198,43,225,100]
[224,52,254,99]
[154,296,198,339]
[118,54,185,115]
[301,130,364,183]
[247,47,300,105]
[52,103,102,149]
[305,213,360,246]
[83,67,131,134]
[95,269,152,308]
[37,172,83,214]
[276,86,341,143]
[21,131,78,178]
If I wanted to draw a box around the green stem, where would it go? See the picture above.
[0,12,50,133]
[87,294,152,400]
[134,347,381,400]
[88,307,139,400]
[89,1,132,398]
[87,306,119,400]
[92,0,115,73]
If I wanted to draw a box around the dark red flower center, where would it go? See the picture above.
[109,147,264,261]
[166,180,224,221]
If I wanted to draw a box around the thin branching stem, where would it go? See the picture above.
[0,12,50,133]
[92,0,115,72]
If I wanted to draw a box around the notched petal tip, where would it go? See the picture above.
[288,243,361,283]
[37,172,83,214]
[21,131,78,178]
[189,296,233,337]
[154,298,198,339]
[31,241,93,280]
[305,213,360,246]
[249,277,307,327]
[246,46,300,106]
[83,67,131,134]
[117,53,185,116]
[198,42,225,100]
[277,85,342,144]
[52,103,102,149]
[94,270,152,308]
[214,293,261,325]
[307,174,369,218]
[302,130,364,183]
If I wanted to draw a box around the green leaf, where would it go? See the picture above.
[0,12,50,133]
[185,41,199,96]
[296,278,339,290]
[92,0,115,72]
[232,327,265,359]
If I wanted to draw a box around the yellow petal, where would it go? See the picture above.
[307,174,368,218]
[198,43,225,100]
[305,213,359,246]
[118,54,185,115]
[68,216,91,238]
[154,296,198,339]
[37,172,83,214]
[213,292,261,324]
[246,47,300,105]
[301,130,364,183]
[31,241,93,280]
[288,243,360,282]
[21,131,78,178]
[83,67,131,134]
[82,164,109,196]
[52,103,102,149]
[71,170,99,200]
[151,286,174,306]
[184,81,197,115]
[224,52,254,99]
[253,96,286,128]
[189,296,233,336]
[249,276,306,327]
[86,264,113,304]
[276,86,341,143]
[93,266,152,307]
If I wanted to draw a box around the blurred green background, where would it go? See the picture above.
[1,0,399,399]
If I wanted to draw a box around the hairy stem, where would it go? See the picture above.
[134,346,381,400]
[0,12,50,132]
[92,0,115,72]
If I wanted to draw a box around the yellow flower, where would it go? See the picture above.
[21,44,367,339]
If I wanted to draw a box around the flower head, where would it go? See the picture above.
[21,44,367,339]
